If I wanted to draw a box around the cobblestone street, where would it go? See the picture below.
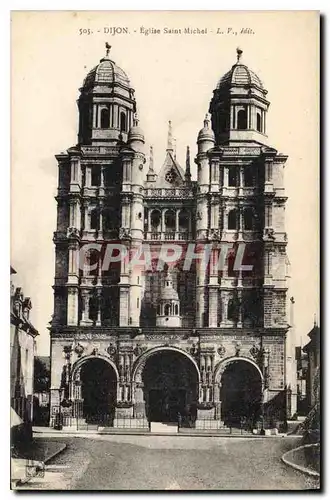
[19,435,319,491]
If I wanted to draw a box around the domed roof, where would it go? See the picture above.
[128,115,145,142]
[83,51,131,89]
[159,273,179,301]
[197,114,215,142]
[216,48,264,91]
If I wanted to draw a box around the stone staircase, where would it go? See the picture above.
[150,422,178,434]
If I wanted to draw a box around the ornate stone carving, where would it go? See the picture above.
[74,343,84,358]
[107,343,117,357]
[133,344,147,357]
[91,347,98,356]
[217,345,226,357]
[263,227,275,241]
[63,345,72,360]
[119,227,131,239]
[67,227,80,238]
[250,344,260,360]
[189,343,198,357]
[234,341,241,357]
[209,228,220,241]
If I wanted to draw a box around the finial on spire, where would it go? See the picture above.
[313,313,317,327]
[185,145,191,182]
[167,120,173,151]
[204,113,210,128]
[105,42,111,57]
[236,47,243,63]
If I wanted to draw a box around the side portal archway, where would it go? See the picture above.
[215,357,263,428]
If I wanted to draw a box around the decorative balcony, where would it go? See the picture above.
[144,231,191,241]
[144,188,194,198]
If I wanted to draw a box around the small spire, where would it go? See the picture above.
[133,112,139,127]
[185,145,191,182]
[204,113,210,128]
[147,145,157,182]
[236,47,243,63]
[149,146,154,172]
[105,42,111,58]
[167,120,173,151]
[313,313,317,327]
[173,138,177,159]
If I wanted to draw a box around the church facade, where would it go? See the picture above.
[49,47,293,430]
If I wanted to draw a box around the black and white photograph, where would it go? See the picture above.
[10,10,320,491]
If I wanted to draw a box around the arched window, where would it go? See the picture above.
[165,210,176,232]
[244,166,254,187]
[89,295,98,322]
[228,167,238,187]
[100,107,110,128]
[120,112,127,132]
[174,304,179,315]
[179,210,190,232]
[256,112,262,132]
[151,210,161,232]
[164,304,171,316]
[244,208,254,230]
[91,166,101,186]
[237,109,247,130]
[90,208,99,230]
[228,209,238,230]
[228,298,239,322]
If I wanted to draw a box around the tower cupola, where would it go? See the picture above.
[209,48,270,145]
[78,43,136,145]
[156,271,181,327]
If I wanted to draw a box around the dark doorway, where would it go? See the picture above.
[80,358,117,424]
[221,361,262,428]
[142,351,198,424]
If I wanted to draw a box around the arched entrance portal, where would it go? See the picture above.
[220,360,262,427]
[80,358,117,424]
[142,351,198,423]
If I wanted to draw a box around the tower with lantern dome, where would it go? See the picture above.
[49,46,294,431]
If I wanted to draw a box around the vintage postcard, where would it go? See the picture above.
[10,10,320,490]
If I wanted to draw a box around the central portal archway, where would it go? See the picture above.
[220,359,262,427]
[80,358,117,424]
[142,350,198,423]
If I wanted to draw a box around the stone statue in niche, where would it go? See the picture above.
[107,343,117,357]
[217,345,226,357]
[234,342,241,357]
[250,344,260,360]
[74,343,84,358]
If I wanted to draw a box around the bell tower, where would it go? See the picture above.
[78,44,136,145]
[209,48,270,145]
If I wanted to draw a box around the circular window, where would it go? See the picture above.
[165,168,177,184]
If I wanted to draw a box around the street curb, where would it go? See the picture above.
[33,430,295,439]
[281,445,320,478]
[44,443,67,464]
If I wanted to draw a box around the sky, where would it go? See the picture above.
[11,11,319,355]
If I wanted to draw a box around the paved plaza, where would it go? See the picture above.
[17,435,319,491]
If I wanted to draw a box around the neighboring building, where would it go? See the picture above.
[303,322,320,411]
[10,267,39,437]
[33,356,51,426]
[49,47,292,429]
[295,345,308,415]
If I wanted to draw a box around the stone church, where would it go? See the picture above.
[49,46,294,430]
